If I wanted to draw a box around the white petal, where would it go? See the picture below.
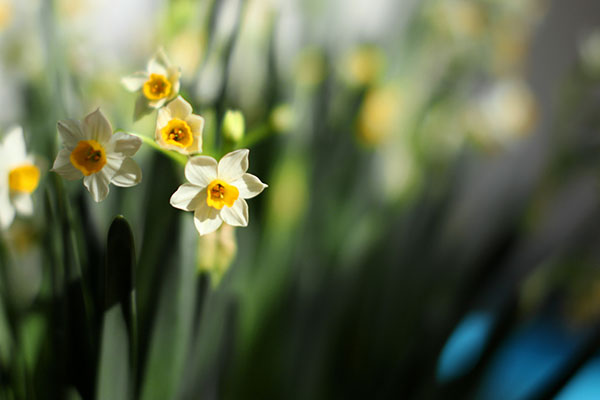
[166,96,192,119]
[147,49,170,74]
[51,148,83,180]
[232,173,267,199]
[111,158,142,187]
[57,119,85,149]
[167,66,181,99]
[83,109,113,144]
[121,71,148,92]
[103,154,124,180]
[220,199,248,227]
[156,107,172,130]
[12,193,33,215]
[0,190,15,229]
[83,171,110,202]
[148,98,167,109]
[184,115,204,154]
[109,132,142,156]
[218,149,249,182]
[3,126,26,162]
[170,184,204,211]
[193,202,223,236]
[187,114,204,135]
[185,156,217,187]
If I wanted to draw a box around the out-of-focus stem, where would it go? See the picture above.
[126,132,188,166]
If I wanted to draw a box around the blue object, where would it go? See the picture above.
[556,355,600,400]
[475,317,585,400]
[437,311,494,383]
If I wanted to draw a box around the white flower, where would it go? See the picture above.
[0,126,40,229]
[121,48,181,115]
[170,149,267,236]
[51,109,143,202]
[155,95,204,155]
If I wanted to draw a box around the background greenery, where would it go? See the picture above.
[2,0,600,398]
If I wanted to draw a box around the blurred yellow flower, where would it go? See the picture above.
[295,47,326,89]
[341,45,384,87]
[0,0,13,32]
[0,126,39,229]
[155,96,204,155]
[357,85,402,145]
[170,149,267,236]
[121,49,181,118]
[427,0,486,40]
[52,109,142,202]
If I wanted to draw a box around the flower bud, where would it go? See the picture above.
[222,110,245,143]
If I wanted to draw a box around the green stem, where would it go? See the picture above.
[126,132,188,166]
[238,123,272,149]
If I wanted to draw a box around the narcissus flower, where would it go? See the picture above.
[0,126,40,229]
[51,109,142,202]
[121,49,181,117]
[155,96,204,154]
[170,149,267,236]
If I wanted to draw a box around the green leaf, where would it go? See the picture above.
[105,215,137,387]
[105,216,136,323]
[140,213,198,400]
[96,305,131,400]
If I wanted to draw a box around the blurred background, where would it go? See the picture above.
[2,0,600,398]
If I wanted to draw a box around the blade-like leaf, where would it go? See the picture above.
[96,305,130,400]
[140,213,198,400]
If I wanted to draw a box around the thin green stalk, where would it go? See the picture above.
[238,124,272,149]
[125,132,188,166]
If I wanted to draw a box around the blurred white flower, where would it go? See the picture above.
[51,109,142,202]
[471,79,538,145]
[155,96,204,155]
[122,49,181,118]
[579,29,600,75]
[170,149,267,236]
[0,126,40,229]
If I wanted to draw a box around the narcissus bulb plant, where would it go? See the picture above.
[170,149,267,236]
[0,126,40,229]
[51,109,143,202]
[121,49,181,115]
[155,95,204,155]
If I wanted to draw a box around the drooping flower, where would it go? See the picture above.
[51,109,142,202]
[121,49,181,118]
[155,95,204,155]
[0,126,40,229]
[170,149,267,236]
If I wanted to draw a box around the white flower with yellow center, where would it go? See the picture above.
[155,96,204,155]
[121,49,181,112]
[170,149,267,236]
[51,109,142,202]
[0,126,40,229]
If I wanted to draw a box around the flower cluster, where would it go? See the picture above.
[50,49,266,236]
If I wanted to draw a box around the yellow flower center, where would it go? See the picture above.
[70,140,106,176]
[161,118,193,148]
[206,179,239,210]
[143,73,172,100]
[8,164,40,193]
